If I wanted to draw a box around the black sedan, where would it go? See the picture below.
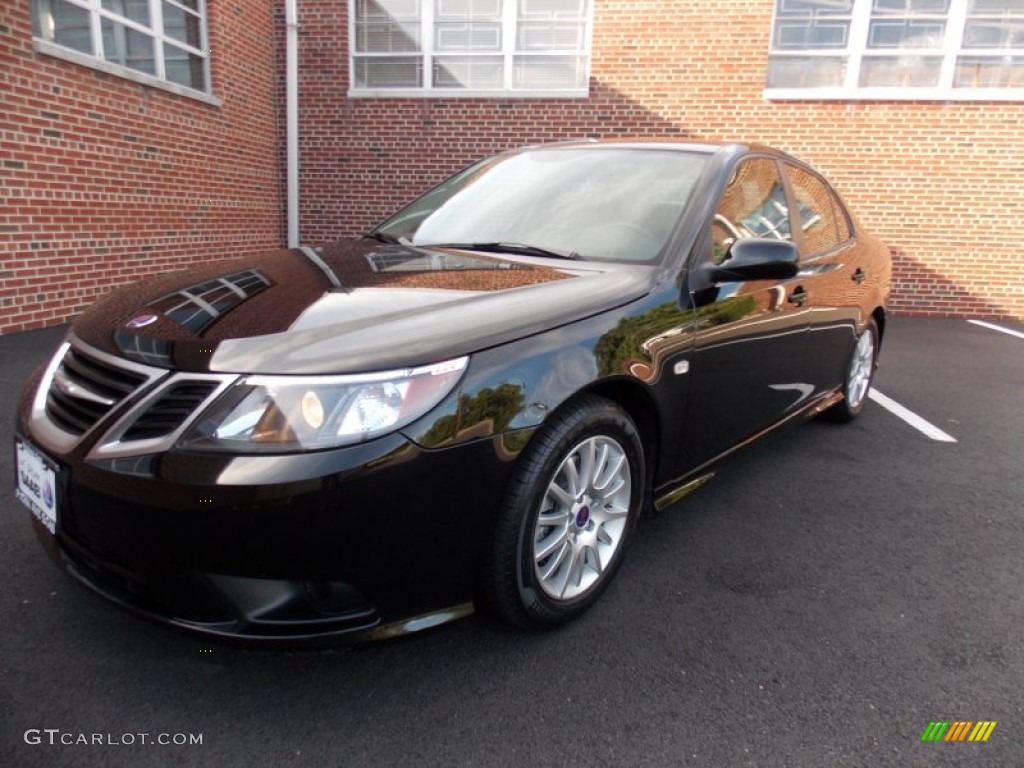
[15,141,891,642]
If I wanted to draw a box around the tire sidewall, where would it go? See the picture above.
[843,319,879,418]
[512,402,644,625]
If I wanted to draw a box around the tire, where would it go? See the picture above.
[824,318,879,423]
[480,394,645,629]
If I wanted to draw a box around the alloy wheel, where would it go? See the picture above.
[531,435,632,601]
[847,328,875,409]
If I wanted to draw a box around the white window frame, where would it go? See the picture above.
[765,0,1024,101]
[348,0,594,98]
[32,0,218,105]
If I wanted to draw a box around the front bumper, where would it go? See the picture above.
[21,427,515,644]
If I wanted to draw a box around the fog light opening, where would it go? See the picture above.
[303,580,370,615]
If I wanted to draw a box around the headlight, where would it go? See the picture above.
[180,357,467,453]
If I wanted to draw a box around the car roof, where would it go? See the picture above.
[517,138,787,163]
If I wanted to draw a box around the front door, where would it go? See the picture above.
[678,157,810,471]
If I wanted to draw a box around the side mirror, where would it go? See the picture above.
[702,238,799,283]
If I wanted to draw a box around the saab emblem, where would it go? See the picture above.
[126,314,159,329]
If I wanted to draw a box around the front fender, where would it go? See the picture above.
[401,286,697,478]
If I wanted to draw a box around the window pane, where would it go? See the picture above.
[786,165,846,255]
[969,0,1023,12]
[963,20,1024,48]
[435,23,501,51]
[355,56,423,87]
[101,17,156,75]
[513,55,586,88]
[357,22,421,52]
[357,0,420,20]
[519,0,587,19]
[955,55,1024,86]
[101,0,151,26]
[436,0,501,19]
[46,0,94,54]
[164,43,205,88]
[859,55,943,85]
[713,159,790,264]
[775,19,850,48]
[767,55,847,86]
[162,1,202,47]
[867,19,945,47]
[777,0,853,14]
[434,55,504,87]
[518,21,585,50]
[355,0,421,52]
[872,0,950,14]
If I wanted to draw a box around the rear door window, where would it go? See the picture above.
[784,164,852,257]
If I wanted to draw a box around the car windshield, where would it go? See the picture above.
[372,147,709,263]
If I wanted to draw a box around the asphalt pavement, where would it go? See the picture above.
[1,316,1022,767]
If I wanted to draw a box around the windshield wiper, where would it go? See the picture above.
[423,242,581,261]
[361,231,404,244]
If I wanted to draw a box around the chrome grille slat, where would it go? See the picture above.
[61,348,144,397]
[45,393,101,434]
[52,368,116,406]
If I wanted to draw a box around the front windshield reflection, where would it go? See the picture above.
[375,148,708,264]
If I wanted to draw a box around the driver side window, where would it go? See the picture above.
[711,158,791,265]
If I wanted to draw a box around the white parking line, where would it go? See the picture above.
[968,320,1024,340]
[868,389,957,443]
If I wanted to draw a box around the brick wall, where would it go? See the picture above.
[0,1,284,334]
[3,0,1021,332]
[294,0,1023,320]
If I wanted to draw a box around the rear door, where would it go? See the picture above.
[781,162,862,396]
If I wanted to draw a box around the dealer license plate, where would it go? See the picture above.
[15,438,59,535]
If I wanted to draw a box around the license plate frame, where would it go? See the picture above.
[15,437,60,535]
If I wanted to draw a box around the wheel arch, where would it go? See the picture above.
[580,378,661,511]
[872,306,887,345]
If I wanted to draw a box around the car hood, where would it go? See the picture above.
[72,240,656,374]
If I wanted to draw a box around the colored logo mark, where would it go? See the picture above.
[126,314,158,329]
[921,720,997,742]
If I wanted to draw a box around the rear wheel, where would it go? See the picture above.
[825,318,878,423]
[480,395,644,628]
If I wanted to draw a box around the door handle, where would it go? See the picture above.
[851,268,866,284]
[788,286,808,306]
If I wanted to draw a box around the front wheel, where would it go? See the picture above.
[479,395,644,629]
[824,318,879,423]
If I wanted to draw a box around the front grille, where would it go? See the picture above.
[45,348,147,435]
[121,382,218,441]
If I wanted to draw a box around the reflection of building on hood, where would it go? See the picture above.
[97,239,572,366]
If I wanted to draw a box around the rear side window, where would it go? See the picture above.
[785,164,851,256]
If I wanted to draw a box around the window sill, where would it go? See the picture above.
[347,88,590,100]
[764,86,1024,102]
[34,39,222,108]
